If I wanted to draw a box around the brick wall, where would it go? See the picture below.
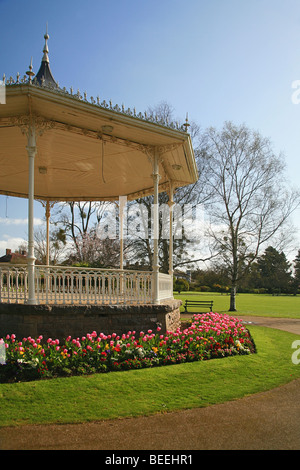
[0,300,181,341]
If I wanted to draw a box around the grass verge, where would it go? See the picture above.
[0,325,299,427]
[175,292,300,318]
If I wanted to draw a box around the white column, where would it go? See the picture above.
[168,182,175,278]
[45,201,50,266]
[119,196,127,270]
[26,125,37,304]
[119,196,127,297]
[152,150,160,304]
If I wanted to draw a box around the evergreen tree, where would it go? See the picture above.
[292,249,300,294]
[256,246,292,294]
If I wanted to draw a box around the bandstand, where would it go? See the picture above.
[0,31,198,338]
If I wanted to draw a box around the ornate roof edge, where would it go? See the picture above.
[2,75,190,134]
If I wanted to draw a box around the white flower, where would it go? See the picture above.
[136,348,145,358]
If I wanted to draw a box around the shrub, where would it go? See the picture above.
[174,278,190,293]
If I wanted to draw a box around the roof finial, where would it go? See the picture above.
[183,112,190,132]
[42,23,49,63]
[26,57,35,83]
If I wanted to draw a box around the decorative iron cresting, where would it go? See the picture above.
[2,73,189,133]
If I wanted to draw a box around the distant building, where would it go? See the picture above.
[0,248,27,264]
[174,270,192,283]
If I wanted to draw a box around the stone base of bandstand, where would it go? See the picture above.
[0,300,181,341]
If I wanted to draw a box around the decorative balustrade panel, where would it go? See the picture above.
[0,265,176,305]
[33,266,154,305]
[158,273,173,301]
[0,265,28,304]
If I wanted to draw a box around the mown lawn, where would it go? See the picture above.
[175,291,300,318]
[0,325,299,427]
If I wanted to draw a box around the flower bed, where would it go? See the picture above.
[0,313,256,383]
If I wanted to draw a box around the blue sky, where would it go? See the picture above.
[1,0,300,260]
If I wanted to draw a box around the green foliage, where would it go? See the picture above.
[293,250,300,294]
[189,246,300,296]
[174,278,190,293]
[254,246,292,294]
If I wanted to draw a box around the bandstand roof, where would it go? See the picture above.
[0,33,198,202]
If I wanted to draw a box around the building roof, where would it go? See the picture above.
[0,32,198,203]
[0,249,27,264]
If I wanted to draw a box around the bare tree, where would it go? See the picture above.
[66,230,120,267]
[200,121,300,311]
[18,227,67,265]
[124,102,215,271]
[52,201,112,264]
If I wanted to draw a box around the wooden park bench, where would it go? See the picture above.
[183,299,213,313]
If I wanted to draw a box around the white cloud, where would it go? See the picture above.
[0,217,44,226]
[0,237,27,256]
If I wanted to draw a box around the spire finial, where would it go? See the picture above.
[42,24,49,63]
[35,25,58,87]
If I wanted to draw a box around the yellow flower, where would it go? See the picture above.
[152,347,158,354]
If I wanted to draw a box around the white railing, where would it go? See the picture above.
[0,264,28,304]
[0,264,174,305]
[158,272,173,301]
[0,264,154,305]
[35,265,154,305]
